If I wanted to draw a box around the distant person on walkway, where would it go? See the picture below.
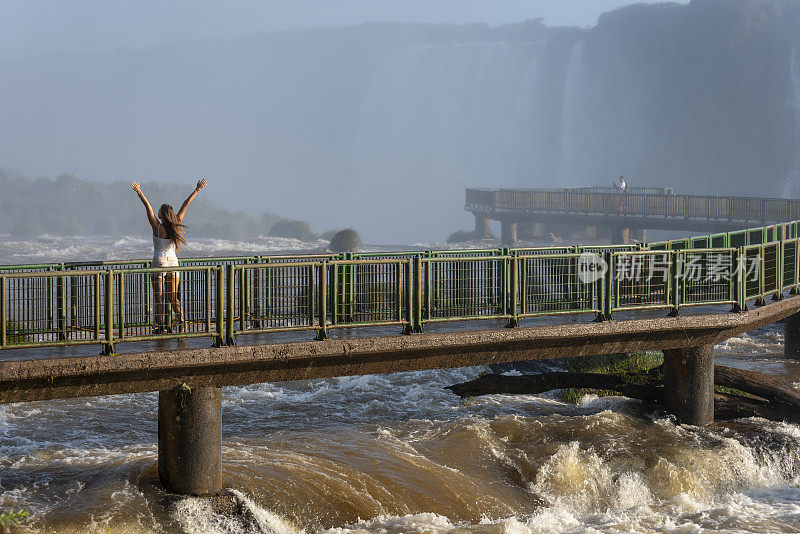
[131,179,206,334]
[613,176,627,214]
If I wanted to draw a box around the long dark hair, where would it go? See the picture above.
[158,204,187,252]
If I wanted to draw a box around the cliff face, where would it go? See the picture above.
[1,1,799,242]
[565,0,800,196]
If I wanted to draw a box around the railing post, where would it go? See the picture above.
[414,255,423,332]
[520,255,528,316]
[47,267,55,333]
[343,252,353,322]
[57,274,66,341]
[94,273,101,341]
[507,255,519,328]
[331,263,339,327]
[776,242,785,300]
[252,259,262,329]
[316,262,328,340]
[0,276,6,347]
[795,238,800,294]
[70,274,78,339]
[733,248,746,312]
[670,251,681,316]
[205,267,213,334]
[215,266,224,346]
[756,244,767,306]
[226,264,235,346]
[603,252,613,320]
[238,266,246,332]
[104,271,114,354]
[308,264,316,329]
[425,253,434,321]
[117,272,125,340]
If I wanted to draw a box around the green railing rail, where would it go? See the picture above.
[2,220,800,351]
[466,188,800,222]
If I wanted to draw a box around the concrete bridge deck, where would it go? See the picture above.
[2,296,798,405]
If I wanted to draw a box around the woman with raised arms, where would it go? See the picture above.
[131,179,206,333]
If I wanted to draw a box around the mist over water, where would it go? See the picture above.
[784,46,800,199]
[2,2,799,242]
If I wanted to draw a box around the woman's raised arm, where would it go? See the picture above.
[177,179,206,222]
[131,181,158,230]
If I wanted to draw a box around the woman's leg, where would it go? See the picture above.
[151,274,165,330]
[165,272,184,330]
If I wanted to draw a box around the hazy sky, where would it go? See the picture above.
[0,0,688,61]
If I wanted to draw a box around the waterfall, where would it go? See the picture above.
[558,39,586,186]
[783,46,800,198]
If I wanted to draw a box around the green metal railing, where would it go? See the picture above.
[2,220,800,351]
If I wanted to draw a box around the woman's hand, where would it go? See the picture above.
[195,179,207,192]
[131,181,141,193]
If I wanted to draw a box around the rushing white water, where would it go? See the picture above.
[783,46,800,198]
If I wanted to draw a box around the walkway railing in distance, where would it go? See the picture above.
[2,220,800,351]
[466,188,800,223]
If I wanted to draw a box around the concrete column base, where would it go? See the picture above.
[786,313,800,359]
[501,221,518,246]
[662,344,714,425]
[158,386,223,495]
[610,225,630,245]
[630,228,646,242]
[474,216,491,239]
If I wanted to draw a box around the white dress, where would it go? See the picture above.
[152,236,179,268]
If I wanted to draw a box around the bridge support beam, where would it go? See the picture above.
[158,386,222,495]
[501,221,518,246]
[785,313,800,359]
[474,215,491,239]
[662,344,714,425]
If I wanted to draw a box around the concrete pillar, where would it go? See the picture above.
[501,221,518,246]
[630,228,646,243]
[474,215,491,239]
[158,386,222,495]
[610,225,630,245]
[662,344,714,425]
[785,313,800,359]
[584,226,597,239]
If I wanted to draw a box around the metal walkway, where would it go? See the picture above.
[466,187,800,236]
[1,219,799,353]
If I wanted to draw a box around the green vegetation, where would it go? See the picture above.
[0,509,29,528]
[447,230,487,243]
[564,351,663,403]
[0,170,319,241]
[562,352,763,403]
[714,384,759,399]
[329,229,362,252]
[268,220,317,241]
